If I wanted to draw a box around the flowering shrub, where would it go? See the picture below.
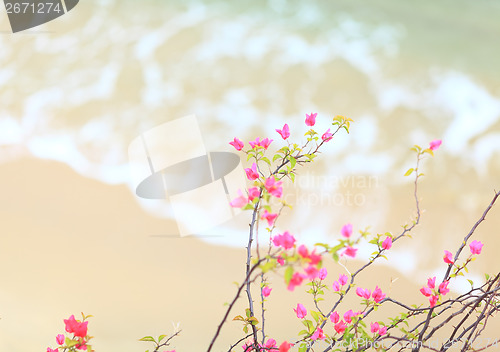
[45,114,500,352]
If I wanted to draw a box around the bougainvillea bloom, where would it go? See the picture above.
[429,295,439,308]
[287,272,305,291]
[334,320,347,334]
[429,139,442,151]
[332,281,340,292]
[262,286,272,297]
[318,268,328,280]
[230,190,248,208]
[341,223,352,238]
[297,244,309,258]
[294,303,307,319]
[305,112,317,126]
[265,339,277,348]
[47,348,58,352]
[56,334,64,345]
[277,255,285,266]
[245,163,259,180]
[247,187,260,201]
[439,281,450,295]
[249,137,273,149]
[420,287,432,297]
[427,277,436,289]
[311,327,326,340]
[382,236,392,250]
[344,309,355,324]
[322,129,333,142]
[371,322,380,333]
[304,265,319,280]
[330,311,340,324]
[356,287,371,300]
[276,124,290,140]
[339,274,349,286]
[372,286,386,303]
[272,231,296,249]
[469,240,483,255]
[64,315,88,338]
[378,326,387,336]
[229,137,244,151]
[443,250,454,264]
[279,341,292,352]
[261,209,278,226]
[342,246,357,258]
[264,177,283,198]
[308,250,322,265]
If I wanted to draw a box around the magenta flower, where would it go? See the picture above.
[265,339,277,348]
[429,139,442,151]
[249,137,273,149]
[229,137,244,151]
[230,190,248,208]
[420,287,432,297]
[311,327,326,341]
[276,124,290,140]
[342,246,357,258]
[343,309,355,324]
[339,274,349,286]
[332,281,340,292]
[247,187,260,201]
[372,286,386,303]
[334,320,347,334]
[356,287,371,300]
[370,322,380,333]
[341,223,353,238]
[272,231,296,250]
[56,334,65,345]
[469,240,483,255]
[63,315,88,338]
[277,255,285,266]
[47,348,58,352]
[297,244,309,258]
[304,265,319,280]
[318,268,328,280]
[429,295,439,308]
[262,286,272,297]
[308,250,322,265]
[382,236,392,250]
[427,277,436,289]
[443,250,454,264]
[265,177,283,198]
[287,272,306,291]
[245,163,259,180]
[378,326,387,336]
[330,311,340,324]
[305,112,317,126]
[261,209,278,226]
[322,128,333,142]
[294,303,307,319]
[439,281,450,295]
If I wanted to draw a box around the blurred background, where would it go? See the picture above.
[0,0,499,351]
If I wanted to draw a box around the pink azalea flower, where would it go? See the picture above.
[370,322,380,333]
[382,236,392,250]
[341,223,353,238]
[420,287,432,297]
[272,231,296,250]
[332,281,340,292]
[318,268,328,280]
[56,334,64,345]
[372,286,386,303]
[443,250,454,264]
[230,190,248,208]
[245,163,259,180]
[305,265,319,280]
[378,326,387,336]
[287,272,306,291]
[297,244,309,258]
[311,327,326,340]
[439,281,450,295]
[469,240,483,255]
[334,320,347,334]
[429,139,442,151]
[429,295,439,308]
[344,309,355,324]
[229,137,244,151]
[330,311,340,324]
[279,341,292,352]
[265,339,277,348]
[305,112,317,126]
[322,129,333,142]
[339,274,349,286]
[261,209,278,226]
[342,246,357,258]
[264,177,283,198]
[276,124,290,140]
[427,277,436,289]
[247,187,260,201]
[294,303,307,319]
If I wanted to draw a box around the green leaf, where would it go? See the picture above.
[310,310,320,323]
[243,325,248,334]
[404,168,414,176]
[289,156,297,168]
[273,154,281,162]
[485,273,490,281]
[290,172,296,183]
[299,343,308,352]
[467,279,474,288]
[284,266,294,284]
[139,336,156,342]
[158,335,166,343]
[261,156,271,166]
[245,308,251,318]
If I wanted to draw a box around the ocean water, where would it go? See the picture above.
[1,0,499,287]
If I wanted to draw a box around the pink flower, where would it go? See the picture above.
[294,303,307,319]
[305,112,317,126]
[322,129,333,142]
[378,326,387,336]
[298,244,309,258]
[277,255,285,266]
[248,187,260,201]
[64,315,88,338]
[56,334,64,345]
[276,124,290,140]
[334,320,347,334]
[47,348,58,352]
[279,341,292,352]
[245,163,259,180]
[344,309,355,324]
[318,268,328,280]
[382,236,392,250]
[443,250,454,264]
[305,265,319,280]
[370,322,380,333]
[429,295,439,308]
[356,287,371,300]
[311,327,326,340]
[332,281,340,292]
[372,286,386,303]
[249,137,273,149]
[230,190,248,208]
[420,287,432,297]
[342,246,357,258]
[330,311,340,324]
[272,231,296,250]
[288,272,306,291]
[229,137,244,151]
[428,277,436,289]
[308,250,322,265]
[469,240,483,255]
[341,223,352,238]
[264,177,283,198]
[439,281,450,295]
[265,339,277,348]
[429,139,442,151]
[339,274,349,286]
[261,209,278,226]
[262,286,272,297]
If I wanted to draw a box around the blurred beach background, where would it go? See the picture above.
[0,0,499,350]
